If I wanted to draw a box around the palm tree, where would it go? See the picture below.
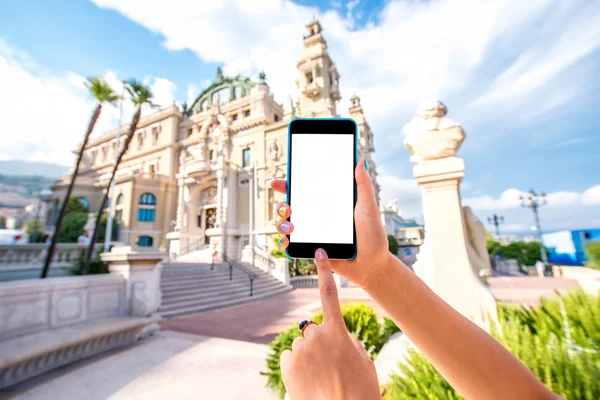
[41,78,118,278]
[83,80,156,274]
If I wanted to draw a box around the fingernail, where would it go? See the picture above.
[315,248,328,261]
[278,206,286,218]
[364,159,369,171]
[280,222,291,233]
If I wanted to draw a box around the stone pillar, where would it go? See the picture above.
[101,246,166,336]
[225,168,240,257]
[404,101,496,326]
[215,170,225,254]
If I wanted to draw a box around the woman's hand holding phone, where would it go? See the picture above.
[273,157,393,288]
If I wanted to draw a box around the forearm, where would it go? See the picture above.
[363,255,555,400]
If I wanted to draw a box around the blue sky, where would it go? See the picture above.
[1,0,599,233]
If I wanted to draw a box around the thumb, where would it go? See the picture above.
[355,158,379,217]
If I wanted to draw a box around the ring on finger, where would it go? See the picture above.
[299,319,319,338]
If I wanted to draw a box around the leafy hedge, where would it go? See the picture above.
[585,242,600,269]
[385,290,600,400]
[263,303,395,398]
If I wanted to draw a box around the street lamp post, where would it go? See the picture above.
[34,189,53,242]
[104,81,125,253]
[487,214,504,237]
[520,189,548,264]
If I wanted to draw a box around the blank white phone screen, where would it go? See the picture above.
[289,133,354,244]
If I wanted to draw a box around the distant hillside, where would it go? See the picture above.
[0,160,69,178]
[0,174,57,199]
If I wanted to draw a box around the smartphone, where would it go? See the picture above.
[285,118,358,260]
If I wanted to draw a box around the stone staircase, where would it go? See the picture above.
[159,261,293,319]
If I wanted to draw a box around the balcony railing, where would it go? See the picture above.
[0,243,103,281]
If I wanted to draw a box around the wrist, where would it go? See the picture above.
[360,252,399,293]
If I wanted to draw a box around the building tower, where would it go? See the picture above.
[349,94,381,204]
[296,20,341,118]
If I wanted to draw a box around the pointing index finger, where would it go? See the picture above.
[315,249,344,328]
[270,180,287,195]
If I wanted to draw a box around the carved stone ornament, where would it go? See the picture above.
[403,101,465,164]
[463,206,492,279]
[200,187,218,206]
[268,139,282,162]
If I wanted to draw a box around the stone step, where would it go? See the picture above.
[161,276,277,297]
[161,268,271,282]
[162,279,284,304]
[161,267,271,281]
[160,284,282,312]
[161,268,272,282]
[160,274,271,292]
[162,276,280,295]
[158,286,293,319]
[161,264,225,275]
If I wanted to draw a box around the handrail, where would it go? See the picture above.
[213,249,257,297]
[176,237,257,296]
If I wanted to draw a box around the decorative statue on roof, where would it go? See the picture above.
[216,67,224,83]
[403,101,465,164]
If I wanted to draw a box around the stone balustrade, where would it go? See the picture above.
[241,246,290,285]
[290,275,319,288]
[0,246,164,389]
[290,274,347,288]
[0,243,104,281]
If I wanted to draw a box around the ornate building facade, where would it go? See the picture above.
[46,20,380,258]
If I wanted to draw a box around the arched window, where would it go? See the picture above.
[139,193,156,205]
[78,197,89,211]
[115,194,124,221]
[138,236,153,247]
[138,193,156,222]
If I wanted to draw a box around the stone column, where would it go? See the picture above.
[224,168,240,257]
[101,246,166,336]
[404,101,497,326]
[215,170,225,254]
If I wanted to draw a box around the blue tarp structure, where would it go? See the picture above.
[543,229,600,266]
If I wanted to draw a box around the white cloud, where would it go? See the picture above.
[464,184,600,233]
[469,2,600,111]
[89,0,600,166]
[0,39,178,165]
[186,84,198,105]
[378,173,423,219]
[463,185,600,211]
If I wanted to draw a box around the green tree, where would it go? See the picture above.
[59,212,88,243]
[41,78,119,278]
[585,242,600,269]
[24,219,44,242]
[85,80,156,274]
[388,235,399,255]
[501,241,543,266]
[53,196,89,243]
[485,231,502,255]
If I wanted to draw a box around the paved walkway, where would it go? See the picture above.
[160,276,580,344]
[4,331,276,400]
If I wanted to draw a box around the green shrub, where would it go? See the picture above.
[385,290,600,400]
[261,326,301,399]
[585,242,600,269]
[383,317,402,342]
[385,349,464,400]
[313,302,386,358]
[70,250,109,275]
[263,303,389,398]
[388,235,399,255]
